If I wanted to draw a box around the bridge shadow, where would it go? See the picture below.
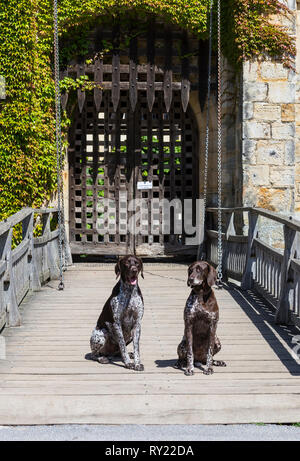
[226,283,300,376]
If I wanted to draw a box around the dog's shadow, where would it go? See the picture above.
[85,355,206,373]
[85,352,128,369]
[155,359,177,369]
[155,359,206,373]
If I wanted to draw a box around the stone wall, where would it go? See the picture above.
[242,58,296,214]
[295,0,300,216]
[197,56,242,209]
[242,1,298,217]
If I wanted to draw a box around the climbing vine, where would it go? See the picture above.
[0,0,56,222]
[0,0,296,221]
[222,0,296,69]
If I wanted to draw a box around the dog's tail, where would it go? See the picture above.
[84,352,98,361]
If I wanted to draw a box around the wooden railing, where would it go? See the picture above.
[206,207,300,327]
[1,206,299,330]
[0,208,71,330]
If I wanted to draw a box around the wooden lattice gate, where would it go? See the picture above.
[67,21,202,256]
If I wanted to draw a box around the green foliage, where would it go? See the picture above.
[60,75,102,92]
[0,0,56,221]
[222,0,296,69]
[56,0,295,69]
[0,0,295,221]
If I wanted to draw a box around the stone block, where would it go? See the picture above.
[295,144,300,162]
[286,0,296,10]
[243,102,253,120]
[257,188,293,214]
[268,13,296,34]
[249,166,270,186]
[285,140,295,165]
[256,140,284,165]
[272,122,295,139]
[270,167,294,187]
[288,69,297,84]
[260,61,288,81]
[281,104,295,122]
[242,185,257,207]
[295,162,300,177]
[294,207,300,218]
[242,139,257,164]
[268,83,295,103]
[295,104,300,125]
[244,121,271,139]
[253,103,281,121]
[244,83,268,102]
[269,188,293,213]
[243,61,259,83]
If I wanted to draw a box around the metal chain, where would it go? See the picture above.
[216,0,223,286]
[199,0,213,261]
[60,145,67,270]
[53,0,65,290]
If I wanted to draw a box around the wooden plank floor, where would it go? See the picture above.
[1,264,300,424]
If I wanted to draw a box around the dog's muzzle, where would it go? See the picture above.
[128,268,138,285]
[188,279,203,288]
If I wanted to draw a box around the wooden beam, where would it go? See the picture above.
[241,210,259,291]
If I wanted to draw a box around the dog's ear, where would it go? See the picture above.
[187,263,193,286]
[207,263,217,287]
[115,258,121,279]
[138,257,144,279]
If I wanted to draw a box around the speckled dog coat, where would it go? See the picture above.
[90,256,144,371]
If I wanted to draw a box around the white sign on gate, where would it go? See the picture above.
[137,181,153,190]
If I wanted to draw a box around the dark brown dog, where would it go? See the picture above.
[90,255,145,371]
[176,261,226,376]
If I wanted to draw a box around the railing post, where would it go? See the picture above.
[275,225,298,325]
[222,212,235,282]
[43,211,60,280]
[0,229,21,327]
[64,233,73,267]
[42,212,50,279]
[201,210,213,262]
[23,212,41,292]
[241,210,259,290]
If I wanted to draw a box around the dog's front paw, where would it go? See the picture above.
[134,363,144,372]
[184,368,194,376]
[124,362,135,369]
[203,367,214,375]
[213,360,227,367]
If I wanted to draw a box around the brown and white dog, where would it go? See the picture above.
[90,255,145,371]
[176,261,226,376]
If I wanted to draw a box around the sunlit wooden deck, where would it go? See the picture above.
[0,264,300,425]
